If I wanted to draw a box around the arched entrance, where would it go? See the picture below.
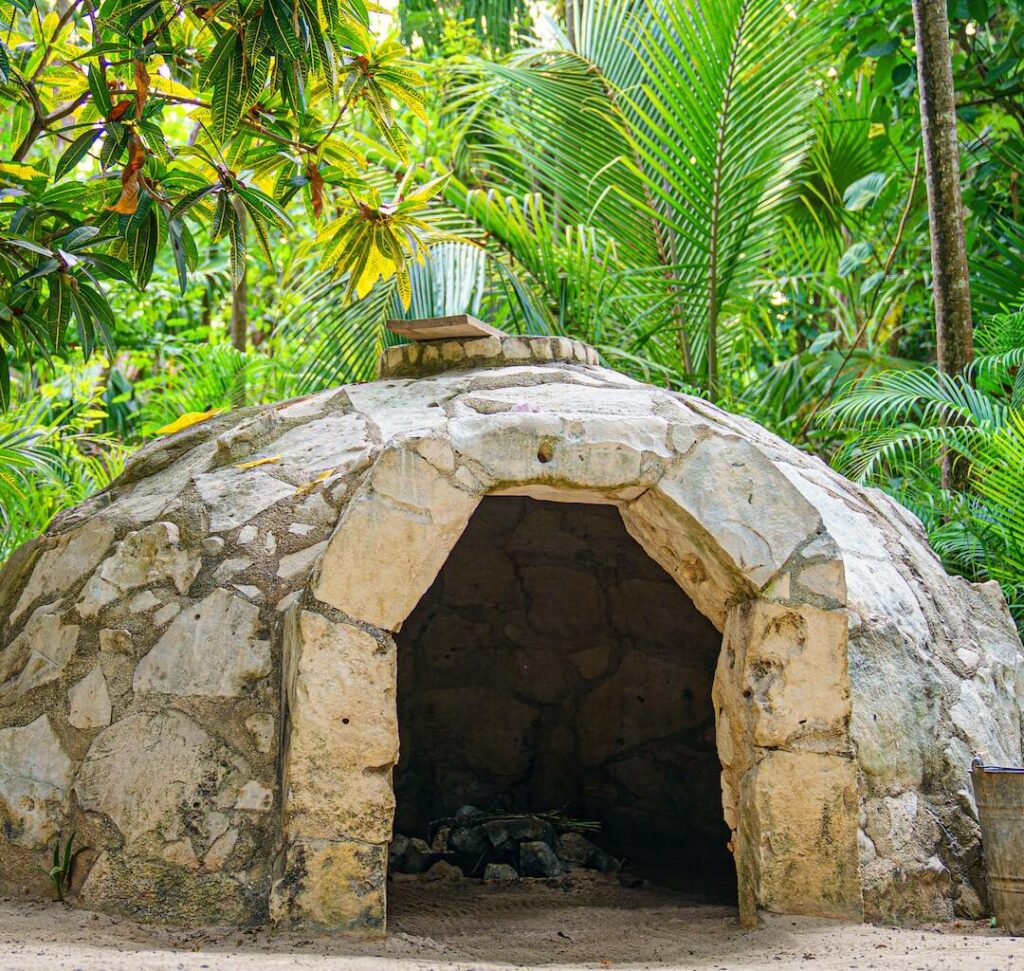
[272,416,862,930]
[392,496,734,893]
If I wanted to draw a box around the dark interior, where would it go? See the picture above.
[393,496,735,896]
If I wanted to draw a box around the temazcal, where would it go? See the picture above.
[0,328,1020,932]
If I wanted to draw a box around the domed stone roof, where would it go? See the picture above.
[0,334,1020,930]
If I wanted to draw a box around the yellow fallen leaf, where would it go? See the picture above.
[294,467,335,497]
[235,455,282,470]
[155,408,223,436]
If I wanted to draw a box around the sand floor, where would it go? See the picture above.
[0,877,1019,970]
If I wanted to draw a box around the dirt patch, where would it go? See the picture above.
[0,878,1017,970]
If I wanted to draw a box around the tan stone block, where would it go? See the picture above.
[75,710,248,850]
[0,607,79,704]
[68,666,112,730]
[283,611,397,843]
[270,837,385,932]
[277,542,327,582]
[133,588,270,697]
[245,713,275,754]
[76,522,200,619]
[312,450,478,630]
[621,488,737,630]
[0,715,73,848]
[738,750,862,921]
[653,436,822,591]
[743,602,851,749]
[11,521,115,624]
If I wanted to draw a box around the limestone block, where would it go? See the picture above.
[0,716,73,847]
[11,521,115,624]
[277,542,328,582]
[283,611,397,843]
[654,436,822,591]
[447,410,670,495]
[270,837,386,932]
[313,450,478,630]
[78,849,253,924]
[345,376,452,442]
[152,602,180,627]
[248,414,371,483]
[213,557,253,582]
[75,710,247,849]
[128,591,160,613]
[455,382,667,418]
[621,488,738,630]
[245,714,275,754]
[133,588,270,697]
[193,467,295,532]
[99,628,132,655]
[76,522,200,618]
[274,388,343,421]
[848,632,934,789]
[0,606,79,704]
[235,780,272,811]
[67,667,112,730]
[739,750,862,921]
[742,602,851,750]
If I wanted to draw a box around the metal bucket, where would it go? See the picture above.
[971,759,1024,933]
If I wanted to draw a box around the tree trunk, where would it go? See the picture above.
[230,198,248,406]
[912,0,974,489]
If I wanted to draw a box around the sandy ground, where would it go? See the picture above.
[0,876,1019,971]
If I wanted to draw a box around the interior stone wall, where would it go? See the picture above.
[394,497,732,880]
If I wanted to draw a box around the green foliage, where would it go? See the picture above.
[827,309,1024,622]
[35,831,87,902]
[0,0,433,387]
[0,363,128,560]
[398,0,532,54]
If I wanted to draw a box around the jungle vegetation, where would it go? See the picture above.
[1,0,1022,626]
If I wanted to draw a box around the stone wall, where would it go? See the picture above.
[394,498,731,879]
[0,392,374,924]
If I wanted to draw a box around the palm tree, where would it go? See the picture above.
[825,308,1024,626]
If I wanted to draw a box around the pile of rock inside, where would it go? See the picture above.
[389,807,618,882]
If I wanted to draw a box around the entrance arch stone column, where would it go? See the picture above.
[271,418,862,930]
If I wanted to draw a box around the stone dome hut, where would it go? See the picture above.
[0,333,1021,932]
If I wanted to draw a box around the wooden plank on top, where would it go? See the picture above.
[386,314,503,342]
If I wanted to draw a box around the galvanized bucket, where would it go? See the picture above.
[971,759,1024,933]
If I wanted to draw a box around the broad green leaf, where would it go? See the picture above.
[168,218,189,294]
[74,282,116,353]
[838,241,874,278]
[212,191,231,240]
[211,47,246,143]
[129,207,159,288]
[236,185,290,228]
[198,30,239,90]
[263,0,305,59]
[87,64,113,118]
[248,210,274,264]
[844,172,889,212]
[54,128,102,181]
[168,184,218,222]
[58,226,101,250]
[47,275,72,346]
[228,203,246,283]
[82,252,137,288]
